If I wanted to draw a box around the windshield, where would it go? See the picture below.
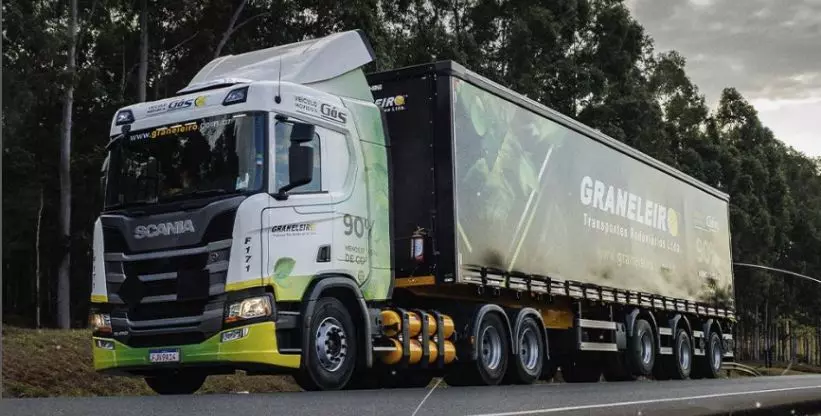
[104,111,266,209]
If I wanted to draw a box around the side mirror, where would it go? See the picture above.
[274,143,314,200]
[289,122,315,143]
[288,145,314,188]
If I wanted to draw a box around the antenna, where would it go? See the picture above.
[274,56,282,104]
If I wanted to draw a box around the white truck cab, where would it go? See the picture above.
[91,30,393,392]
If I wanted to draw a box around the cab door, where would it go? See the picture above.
[262,117,337,302]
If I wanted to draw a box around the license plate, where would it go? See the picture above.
[149,348,180,363]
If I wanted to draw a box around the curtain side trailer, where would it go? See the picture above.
[90,30,735,393]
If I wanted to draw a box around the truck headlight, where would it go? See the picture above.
[225,296,272,323]
[95,339,115,350]
[90,313,112,334]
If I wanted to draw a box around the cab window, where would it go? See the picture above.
[274,120,322,193]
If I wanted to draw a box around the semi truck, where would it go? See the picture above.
[90,30,736,394]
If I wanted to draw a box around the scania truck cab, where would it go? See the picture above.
[91,30,734,394]
[91,30,401,392]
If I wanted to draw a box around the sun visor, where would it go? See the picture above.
[178,30,376,95]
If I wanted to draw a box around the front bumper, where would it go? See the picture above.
[93,321,300,374]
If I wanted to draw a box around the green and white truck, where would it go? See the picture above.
[90,30,736,394]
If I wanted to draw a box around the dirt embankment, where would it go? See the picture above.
[1,326,299,398]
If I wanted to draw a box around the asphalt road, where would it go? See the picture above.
[4,375,821,416]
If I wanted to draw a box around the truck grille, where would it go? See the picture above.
[104,239,231,348]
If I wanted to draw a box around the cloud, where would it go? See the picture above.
[627,0,821,155]
[628,0,821,103]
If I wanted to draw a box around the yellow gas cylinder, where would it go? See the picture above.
[408,339,423,364]
[428,340,439,363]
[441,314,455,339]
[442,340,456,364]
[379,338,403,365]
[407,312,422,338]
[380,310,402,337]
[425,314,437,337]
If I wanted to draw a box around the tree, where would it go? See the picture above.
[138,0,148,102]
[57,0,79,329]
[3,0,821,351]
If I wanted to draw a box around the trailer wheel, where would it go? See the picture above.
[670,328,693,380]
[445,312,509,386]
[628,319,655,376]
[144,371,206,395]
[503,316,544,384]
[695,331,722,379]
[294,297,357,391]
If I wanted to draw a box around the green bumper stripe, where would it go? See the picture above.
[93,321,300,371]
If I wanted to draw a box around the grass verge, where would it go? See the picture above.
[1,325,299,398]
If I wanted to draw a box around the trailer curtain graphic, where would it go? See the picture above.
[451,78,733,306]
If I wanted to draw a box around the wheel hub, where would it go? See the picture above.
[711,337,722,370]
[519,327,540,372]
[640,332,653,365]
[315,317,347,372]
[481,325,502,371]
[679,336,691,371]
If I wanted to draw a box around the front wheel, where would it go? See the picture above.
[294,297,357,391]
[145,371,207,395]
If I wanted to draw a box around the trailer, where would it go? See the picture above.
[90,30,735,394]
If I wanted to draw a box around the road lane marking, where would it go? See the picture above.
[412,377,443,416]
[466,384,821,416]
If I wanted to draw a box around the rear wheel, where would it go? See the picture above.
[144,371,206,395]
[504,316,544,385]
[294,297,357,391]
[628,319,655,377]
[445,313,509,386]
[694,331,722,379]
[671,328,693,379]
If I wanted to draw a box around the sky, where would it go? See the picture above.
[626,0,821,157]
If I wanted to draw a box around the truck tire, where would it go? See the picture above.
[670,328,693,380]
[503,316,544,385]
[445,313,509,386]
[144,371,206,395]
[294,297,357,391]
[628,319,655,376]
[694,331,722,379]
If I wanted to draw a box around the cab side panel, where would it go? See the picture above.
[339,99,392,301]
